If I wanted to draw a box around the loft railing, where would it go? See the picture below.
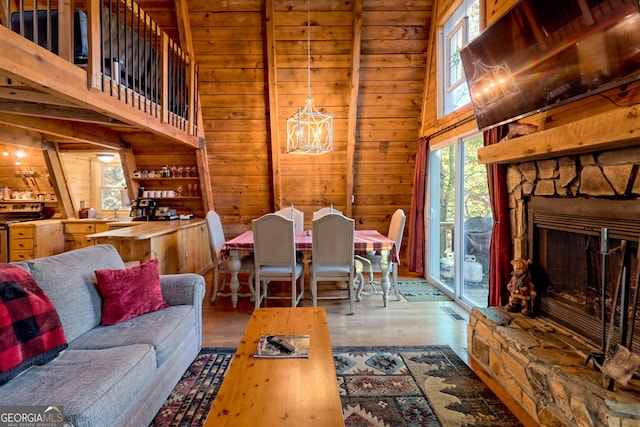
[3,0,199,137]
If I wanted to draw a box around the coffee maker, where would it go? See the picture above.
[130,199,157,221]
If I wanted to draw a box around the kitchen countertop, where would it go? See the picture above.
[9,219,64,226]
[61,218,134,224]
[86,218,206,240]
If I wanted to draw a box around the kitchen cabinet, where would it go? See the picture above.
[9,220,64,261]
[63,219,141,251]
[86,219,212,274]
[63,221,111,251]
[179,222,212,273]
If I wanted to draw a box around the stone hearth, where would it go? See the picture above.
[468,307,640,426]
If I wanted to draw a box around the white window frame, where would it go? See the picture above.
[92,157,127,218]
[446,18,466,93]
[438,0,480,117]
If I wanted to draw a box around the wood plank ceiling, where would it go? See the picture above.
[113,0,432,240]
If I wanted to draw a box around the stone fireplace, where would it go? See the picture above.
[468,145,640,426]
[512,147,640,352]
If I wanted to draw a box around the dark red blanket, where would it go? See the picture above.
[0,264,67,385]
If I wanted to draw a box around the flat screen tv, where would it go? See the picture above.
[460,0,640,131]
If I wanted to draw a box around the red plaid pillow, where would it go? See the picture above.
[0,264,67,385]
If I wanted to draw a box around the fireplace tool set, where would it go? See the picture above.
[585,229,640,390]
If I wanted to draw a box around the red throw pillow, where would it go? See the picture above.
[95,258,169,325]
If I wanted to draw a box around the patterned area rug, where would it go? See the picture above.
[150,349,233,426]
[150,346,522,427]
[397,280,452,302]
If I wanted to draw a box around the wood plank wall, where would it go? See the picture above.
[353,0,430,236]
[190,0,273,236]
[188,0,431,269]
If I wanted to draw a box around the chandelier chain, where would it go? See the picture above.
[285,0,333,154]
[307,0,311,99]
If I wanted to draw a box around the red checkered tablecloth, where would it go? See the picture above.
[221,229,397,262]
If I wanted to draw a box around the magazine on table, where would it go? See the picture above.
[254,334,310,358]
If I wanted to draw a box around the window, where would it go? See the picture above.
[440,0,480,116]
[427,130,492,308]
[96,159,127,216]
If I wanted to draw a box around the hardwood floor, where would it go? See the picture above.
[201,268,471,363]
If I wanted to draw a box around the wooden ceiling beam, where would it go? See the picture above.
[177,1,197,135]
[0,113,123,149]
[119,147,139,206]
[174,0,194,59]
[43,143,75,218]
[0,101,130,126]
[345,0,362,218]
[266,0,282,211]
[0,87,80,108]
[0,123,43,148]
[195,141,213,213]
[56,143,120,152]
[174,0,213,211]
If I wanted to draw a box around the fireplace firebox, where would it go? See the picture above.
[528,196,640,354]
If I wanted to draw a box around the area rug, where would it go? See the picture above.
[397,280,452,302]
[150,345,522,427]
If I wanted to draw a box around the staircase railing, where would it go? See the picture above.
[3,0,200,138]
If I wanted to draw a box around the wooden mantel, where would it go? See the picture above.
[477,105,640,165]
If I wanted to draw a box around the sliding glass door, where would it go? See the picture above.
[427,131,492,308]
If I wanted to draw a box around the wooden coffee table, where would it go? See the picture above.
[204,307,344,426]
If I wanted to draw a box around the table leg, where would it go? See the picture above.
[380,249,391,307]
[227,249,242,308]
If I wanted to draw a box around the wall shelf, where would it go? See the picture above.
[1,199,57,203]
[144,197,200,200]
[132,177,199,180]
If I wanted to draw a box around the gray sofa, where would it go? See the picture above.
[0,244,205,427]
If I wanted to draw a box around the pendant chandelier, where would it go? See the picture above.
[286,0,333,155]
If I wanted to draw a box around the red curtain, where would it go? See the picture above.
[485,126,512,307]
[408,137,428,273]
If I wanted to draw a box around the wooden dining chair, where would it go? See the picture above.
[275,204,305,231]
[205,210,255,306]
[310,213,355,314]
[354,208,406,301]
[312,205,342,220]
[252,213,305,308]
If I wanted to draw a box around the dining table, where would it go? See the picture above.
[221,229,398,308]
